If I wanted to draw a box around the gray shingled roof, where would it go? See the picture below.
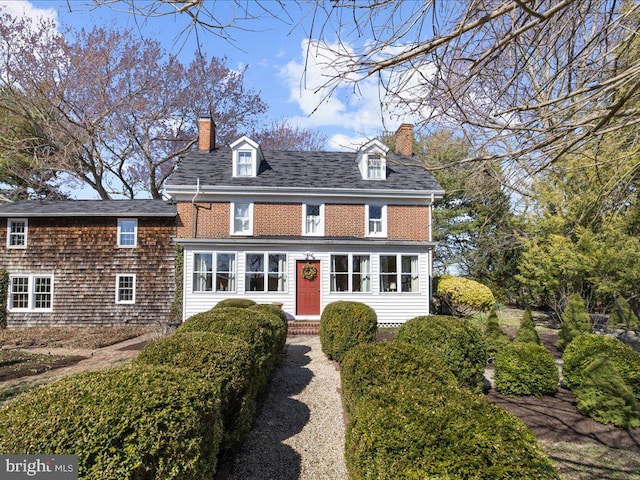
[0,199,176,217]
[166,147,443,192]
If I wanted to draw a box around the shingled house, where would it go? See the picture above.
[0,200,176,327]
[165,118,444,326]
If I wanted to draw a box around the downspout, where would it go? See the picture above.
[428,193,435,315]
[191,178,201,238]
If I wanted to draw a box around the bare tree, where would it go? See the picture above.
[252,119,327,150]
[0,13,266,199]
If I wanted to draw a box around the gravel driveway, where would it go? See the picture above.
[227,336,348,480]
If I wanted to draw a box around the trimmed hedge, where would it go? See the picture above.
[574,354,640,429]
[484,309,510,360]
[178,307,285,388]
[319,301,377,363]
[0,365,223,479]
[214,298,257,309]
[558,293,591,352]
[395,315,486,391]
[515,307,541,345]
[435,275,496,317]
[340,341,456,415]
[562,333,640,398]
[494,343,558,397]
[345,380,560,480]
[133,332,256,452]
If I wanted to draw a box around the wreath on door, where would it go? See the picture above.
[302,262,317,280]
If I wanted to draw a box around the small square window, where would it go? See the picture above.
[118,219,138,247]
[116,274,136,304]
[7,219,27,248]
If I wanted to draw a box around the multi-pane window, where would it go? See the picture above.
[7,219,27,248]
[304,204,322,235]
[246,253,287,292]
[367,205,386,236]
[380,255,419,293]
[367,155,383,179]
[232,203,252,235]
[118,219,138,247]
[237,151,252,176]
[193,253,237,292]
[9,275,53,311]
[116,274,136,304]
[330,254,371,293]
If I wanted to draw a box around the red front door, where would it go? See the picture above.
[296,260,321,315]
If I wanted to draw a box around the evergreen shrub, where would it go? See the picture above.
[558,294,591,351]
[494,343,558,397]
[0,365,223,479]
[345,380,560,480]
[319,301,377,363]
[562,333,640,398]
[514,307,541,345]
[574,354,640,429]
[134,332,256,452]
[484,308,510,360]
[214,298,257,309]
[340,341,455,415]
[250,304,288,335]
[434,275,496,317]
[610,297,639,330]
[395,315,486,391]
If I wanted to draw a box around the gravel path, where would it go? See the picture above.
[227,336,348,480]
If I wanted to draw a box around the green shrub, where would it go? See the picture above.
[494,343,558,397]
[562,333,640,398]
[395,315,486,391]
[435,275,496,317]
[514,307,541,345]
[319,301,377,363]
[214,298,257,309]
[574,354,640,429]
[250,304,288,334]
[179,307,285,387]
[134,332,256,452]
[341,342,456,415]
[610,296,639,330]
[484,308,510,360]
[345,380,560,480]
[558,294,591,352]
[0,365,223,479]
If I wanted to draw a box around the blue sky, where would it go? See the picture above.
[1,0,407,151]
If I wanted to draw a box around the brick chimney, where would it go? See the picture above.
[395,123,413,157]
[198,116,216,151]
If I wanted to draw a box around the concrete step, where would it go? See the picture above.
[287,320,320,336]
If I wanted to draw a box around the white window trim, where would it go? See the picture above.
[234,149,256,177]
[8,273,54,312]
[366,154,386,180]
[7,218,28,249]
[191,251,238,294]
[230,202,254,236]
[115,274,136,304]
[244,252,288,293]
[329,253,372,293]
[379,254,421,294]
[117,218,138,248]
[302,203,325,236]
[365,204,387,238]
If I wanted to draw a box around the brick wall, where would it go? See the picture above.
[254,203,301,236]
[0,217,175,327]
[177,202,229,238]
[325,204,365,237]
[388,205,430,241]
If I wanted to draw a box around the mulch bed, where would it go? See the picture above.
[0,351,87,382]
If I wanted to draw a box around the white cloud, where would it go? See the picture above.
[0,0,58,25]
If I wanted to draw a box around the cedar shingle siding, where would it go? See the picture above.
[0,212,175,327]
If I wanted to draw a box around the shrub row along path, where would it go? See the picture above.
[226,335,348,480]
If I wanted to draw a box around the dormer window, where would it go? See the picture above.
[357,139,389,180]
[230,136,263,178]
[367,155,383,179]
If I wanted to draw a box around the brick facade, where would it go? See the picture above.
[388,205,430,241]
[325,204,365,237]
[254,203,301,236]
[0,217,175,327]
[177,202,229,238]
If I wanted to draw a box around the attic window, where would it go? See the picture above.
[236,151,252,176]
[367,155,383,179]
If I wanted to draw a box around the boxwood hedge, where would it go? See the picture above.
[0,365,223,480]
[435,275,496,317]
[494,343,559,397]
[319,301,377,363]
[214,298,257,309]
[341,341,456,415]
[345,380,560,480]
[395,315,487,391]
[563,334,640,398]
[133,332,256,452]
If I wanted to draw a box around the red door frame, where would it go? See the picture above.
[296,260,321,315]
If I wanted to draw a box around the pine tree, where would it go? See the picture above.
[484,309,510,360]
[515,307,541,345]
